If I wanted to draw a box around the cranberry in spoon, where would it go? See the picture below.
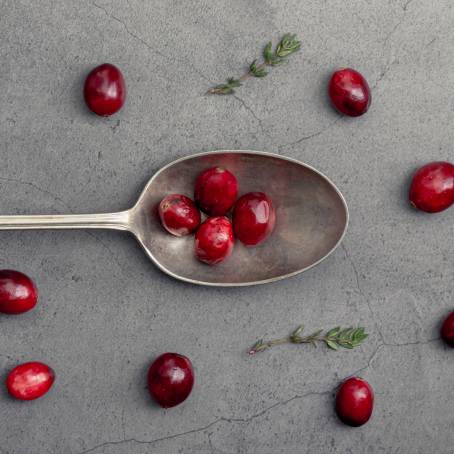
[233,192,275,246]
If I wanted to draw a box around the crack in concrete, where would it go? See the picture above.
[425,37,437,48]
[340,243,386,344]
[344,337,440,379]
[277,118,340,151]
[372,59,398,90]
[121,407,126,440]
[341,243,362,296]
[0,176,72,212]
[92,1,166,59]
[373,0,416,89]
[347,343,385,378]
[232,94,268,137]
[382,337,440,348]
[402,0,415,11]
[91,1,212,85]
[77,390,331,453]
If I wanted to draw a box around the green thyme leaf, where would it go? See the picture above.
[250,60,268,77]
[263,42,274,63]
[292,324,304,337]
[209,33,301,95]
[249,324,367,355]
[208,77,241,94]
[326,340,339,350]
[326,326,341,338]
[276,33,301,58]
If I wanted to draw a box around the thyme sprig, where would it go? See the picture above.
[249,325,368,355]
[208,33,301,95]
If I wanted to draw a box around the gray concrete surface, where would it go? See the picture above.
[1,0,454,452]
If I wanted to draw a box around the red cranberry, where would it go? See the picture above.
[158,194,201,236]
[194,167,238,215]
[7,362,55,401]
[148,353,194,408]
[194,216,234,265]
[441,311,454,347]
[335,377,374,427]
[329,68,371,117]
[84,63,126,116]
[409,162,454,213]
[0,270,38,315]
[233,192,276,246]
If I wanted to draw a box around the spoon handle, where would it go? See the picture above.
[0,211,131,231]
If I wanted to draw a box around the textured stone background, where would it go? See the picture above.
[1,0,454,453]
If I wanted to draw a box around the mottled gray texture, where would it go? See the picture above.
[0,0,453,452]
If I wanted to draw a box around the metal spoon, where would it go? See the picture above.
[0,151,348,286]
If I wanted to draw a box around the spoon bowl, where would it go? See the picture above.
[130,150,348,285]
[0,151,348,286]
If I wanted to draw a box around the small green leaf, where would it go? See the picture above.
[339,342,354,349]
[263,42,274,63]
[339,327,354,339]
[227,77,241,87]
[326,326,341,338]
[250,60,268,77]
[249,339,266,354]
[276,33,301,58]
[292,324,304,337]
[326,340,339,350]
[208,77,242,95]
[269,57,286,66]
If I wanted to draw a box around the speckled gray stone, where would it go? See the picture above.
[1,0,454,453]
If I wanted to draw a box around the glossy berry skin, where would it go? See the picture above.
[329,68,371,117]
[7,362,55,401]
[194,167,238,216]
[148,353,194,408]
[84,63,126,116]
[194,217,234,265]
[158,194,201,236]
[335,377,374,427]
[409,162,454,213]
[0,270,38,315]
[441,311,454,347]
[233,192,276,246]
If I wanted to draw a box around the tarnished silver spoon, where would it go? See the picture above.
[0,151,348,286]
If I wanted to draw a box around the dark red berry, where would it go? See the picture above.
[194,216,234,265]
[335,377,374,427]
[7,362,55,401]
[194,167,238,216]
[84,63,126,116]
[409,162,454,213]
[329,68,371,117]
[233,192,276,246]
[441,311,454,347]
[0,270,38,315]
[158,194,201,236]
[148,353,194,408]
